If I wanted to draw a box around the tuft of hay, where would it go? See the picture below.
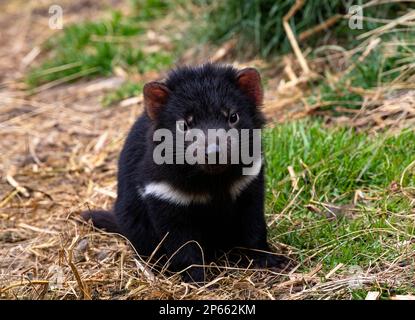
[332,89,415,132]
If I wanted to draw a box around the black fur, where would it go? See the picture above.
[81,210,119,233]
[82,63,285,283]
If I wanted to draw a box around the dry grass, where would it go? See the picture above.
[2,77,413,299]
[1,0,415,300]
[0,78,308,300]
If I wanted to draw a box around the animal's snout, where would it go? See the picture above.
[205,143,221,157]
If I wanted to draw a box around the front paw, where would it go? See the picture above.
[253,253,289,270]
[181,266,205,284]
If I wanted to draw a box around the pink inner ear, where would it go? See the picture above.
[237,68,263,106]
[143,82,170,120]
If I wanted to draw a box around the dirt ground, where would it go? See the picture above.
[0,0,142,299]
[0,0,300,299]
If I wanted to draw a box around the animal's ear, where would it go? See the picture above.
[143,82,170,121]
[236,68,263,106]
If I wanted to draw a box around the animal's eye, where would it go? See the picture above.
[228,112,239,125]
[176,120,188,133]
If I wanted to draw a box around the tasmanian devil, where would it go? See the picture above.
[82,63,285,283]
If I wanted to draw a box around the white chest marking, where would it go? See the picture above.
[140,182,211,206]
[229,158,262,200]
[140,159,262,205]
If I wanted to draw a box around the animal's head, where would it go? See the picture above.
[144,63,264,175]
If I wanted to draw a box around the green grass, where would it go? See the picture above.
[130,0,170,21]
[264,120,415,296]
[196,0,411,57]
[102,81,143,106]
[27,9,173,88]
[308,32,415,111]
[191,0,415,119]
